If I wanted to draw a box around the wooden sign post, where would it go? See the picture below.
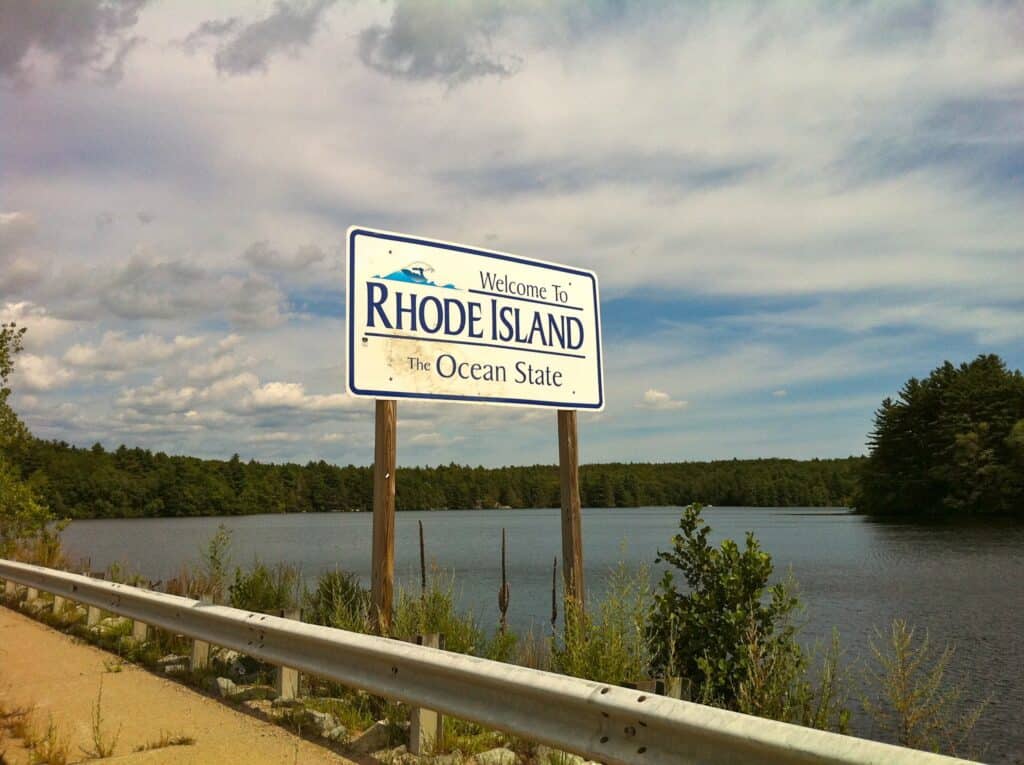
[348,228,603,632]
[557,409,584,608]
[371,398,397,633]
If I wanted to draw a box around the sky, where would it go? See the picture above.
[1,0,1022,468]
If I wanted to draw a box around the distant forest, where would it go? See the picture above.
[5,439,862,519]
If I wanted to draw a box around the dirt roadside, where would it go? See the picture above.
[0,605,357,764]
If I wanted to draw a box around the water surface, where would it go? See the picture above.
[61,507,1024,762]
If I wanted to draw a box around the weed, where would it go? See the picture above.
[81,678,120,759]
[304,569,371,632]
[862,619,988,757]
[552,559,652,685]
[392,569,483,654]
[133,732,196,752]
[229,560,303,614]
[28,716,69,765]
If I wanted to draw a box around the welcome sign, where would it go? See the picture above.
[346,227,604,410]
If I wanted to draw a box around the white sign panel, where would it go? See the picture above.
[346,227,604,410]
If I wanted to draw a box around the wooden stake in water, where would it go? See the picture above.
[498,528,510,634]
[419,519,427,599]
[551,556,558,634]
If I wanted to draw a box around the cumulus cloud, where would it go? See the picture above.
[637,388,687,411]
[0,213,45,295]
[0,302,74,350]
[243,241,326,272]
[63,331,203,370]
[358,0,520,84]
[58,254,289,329]
[0,0,148,85]
[186,0,337,75]
[14,354,74,391]
[245,381,358,414]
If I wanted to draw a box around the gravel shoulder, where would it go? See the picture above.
[0,605,357,764]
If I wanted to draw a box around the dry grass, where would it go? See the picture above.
[133,731,197,752]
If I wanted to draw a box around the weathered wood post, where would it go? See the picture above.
[3,579,15,599]
[52,593,67,616]
[557,409,584,609]
[131,580,151,642]
[408,633,445,754]
[274,608,301,700]
[26,586,39,602]
[86,571,104,627]
[191,595,213,670]
[372,398,397,634]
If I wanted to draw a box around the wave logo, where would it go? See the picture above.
[373,261,458,289]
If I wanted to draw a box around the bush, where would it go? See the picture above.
[862,619,986,757]
[391,569,483,654]
[228,561,302,613]
[647,503,799,703]
[304,569,371,631]
[552,559,652,685]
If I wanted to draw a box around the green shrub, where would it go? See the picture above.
[646,503,799,703]
[228,561,302,613]
[862,619,986,757]
[552,559,652,685]
[304,569,371,632]
[391,570,483,654]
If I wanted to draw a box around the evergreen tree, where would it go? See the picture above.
[858,355,1024,517]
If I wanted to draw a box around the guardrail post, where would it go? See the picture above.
[131,580,151,642]
[52,593,67,616]
[86,571,105,627]
[5,579,17,598]
[274,608,301,700]
[190,595,213,671]
[408,633,444,755]
[26,586,39,602]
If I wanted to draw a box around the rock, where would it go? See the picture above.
[243,699,273,715]
[156,653,189,667]
[474,747,518,765]
[535,746,584,765]
[324,725,348,742]
[271,697,304,709]
[215,677,239,698]
[350,720,393,754]
[228,684,278,702]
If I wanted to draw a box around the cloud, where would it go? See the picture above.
[358,0,520,84]
[243,241,326,272]
[186,353,244,382]
[244,381,358,414]
[0,213,45,296]
[408,431,466,447]
[0,0,148,85]
[187,0,337,75]
[63,331,203,371]
[772,389,788,398]
[14,354,74,391]
[0,302,74,350]
[637,388,687,411]
[56,254,288,329]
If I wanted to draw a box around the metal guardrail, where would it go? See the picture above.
[0,559,974,765]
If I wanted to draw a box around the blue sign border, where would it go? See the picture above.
[347,227,604,410]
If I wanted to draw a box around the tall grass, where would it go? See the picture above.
[552,560,652,685]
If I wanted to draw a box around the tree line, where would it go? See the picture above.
[4,437,861,520]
